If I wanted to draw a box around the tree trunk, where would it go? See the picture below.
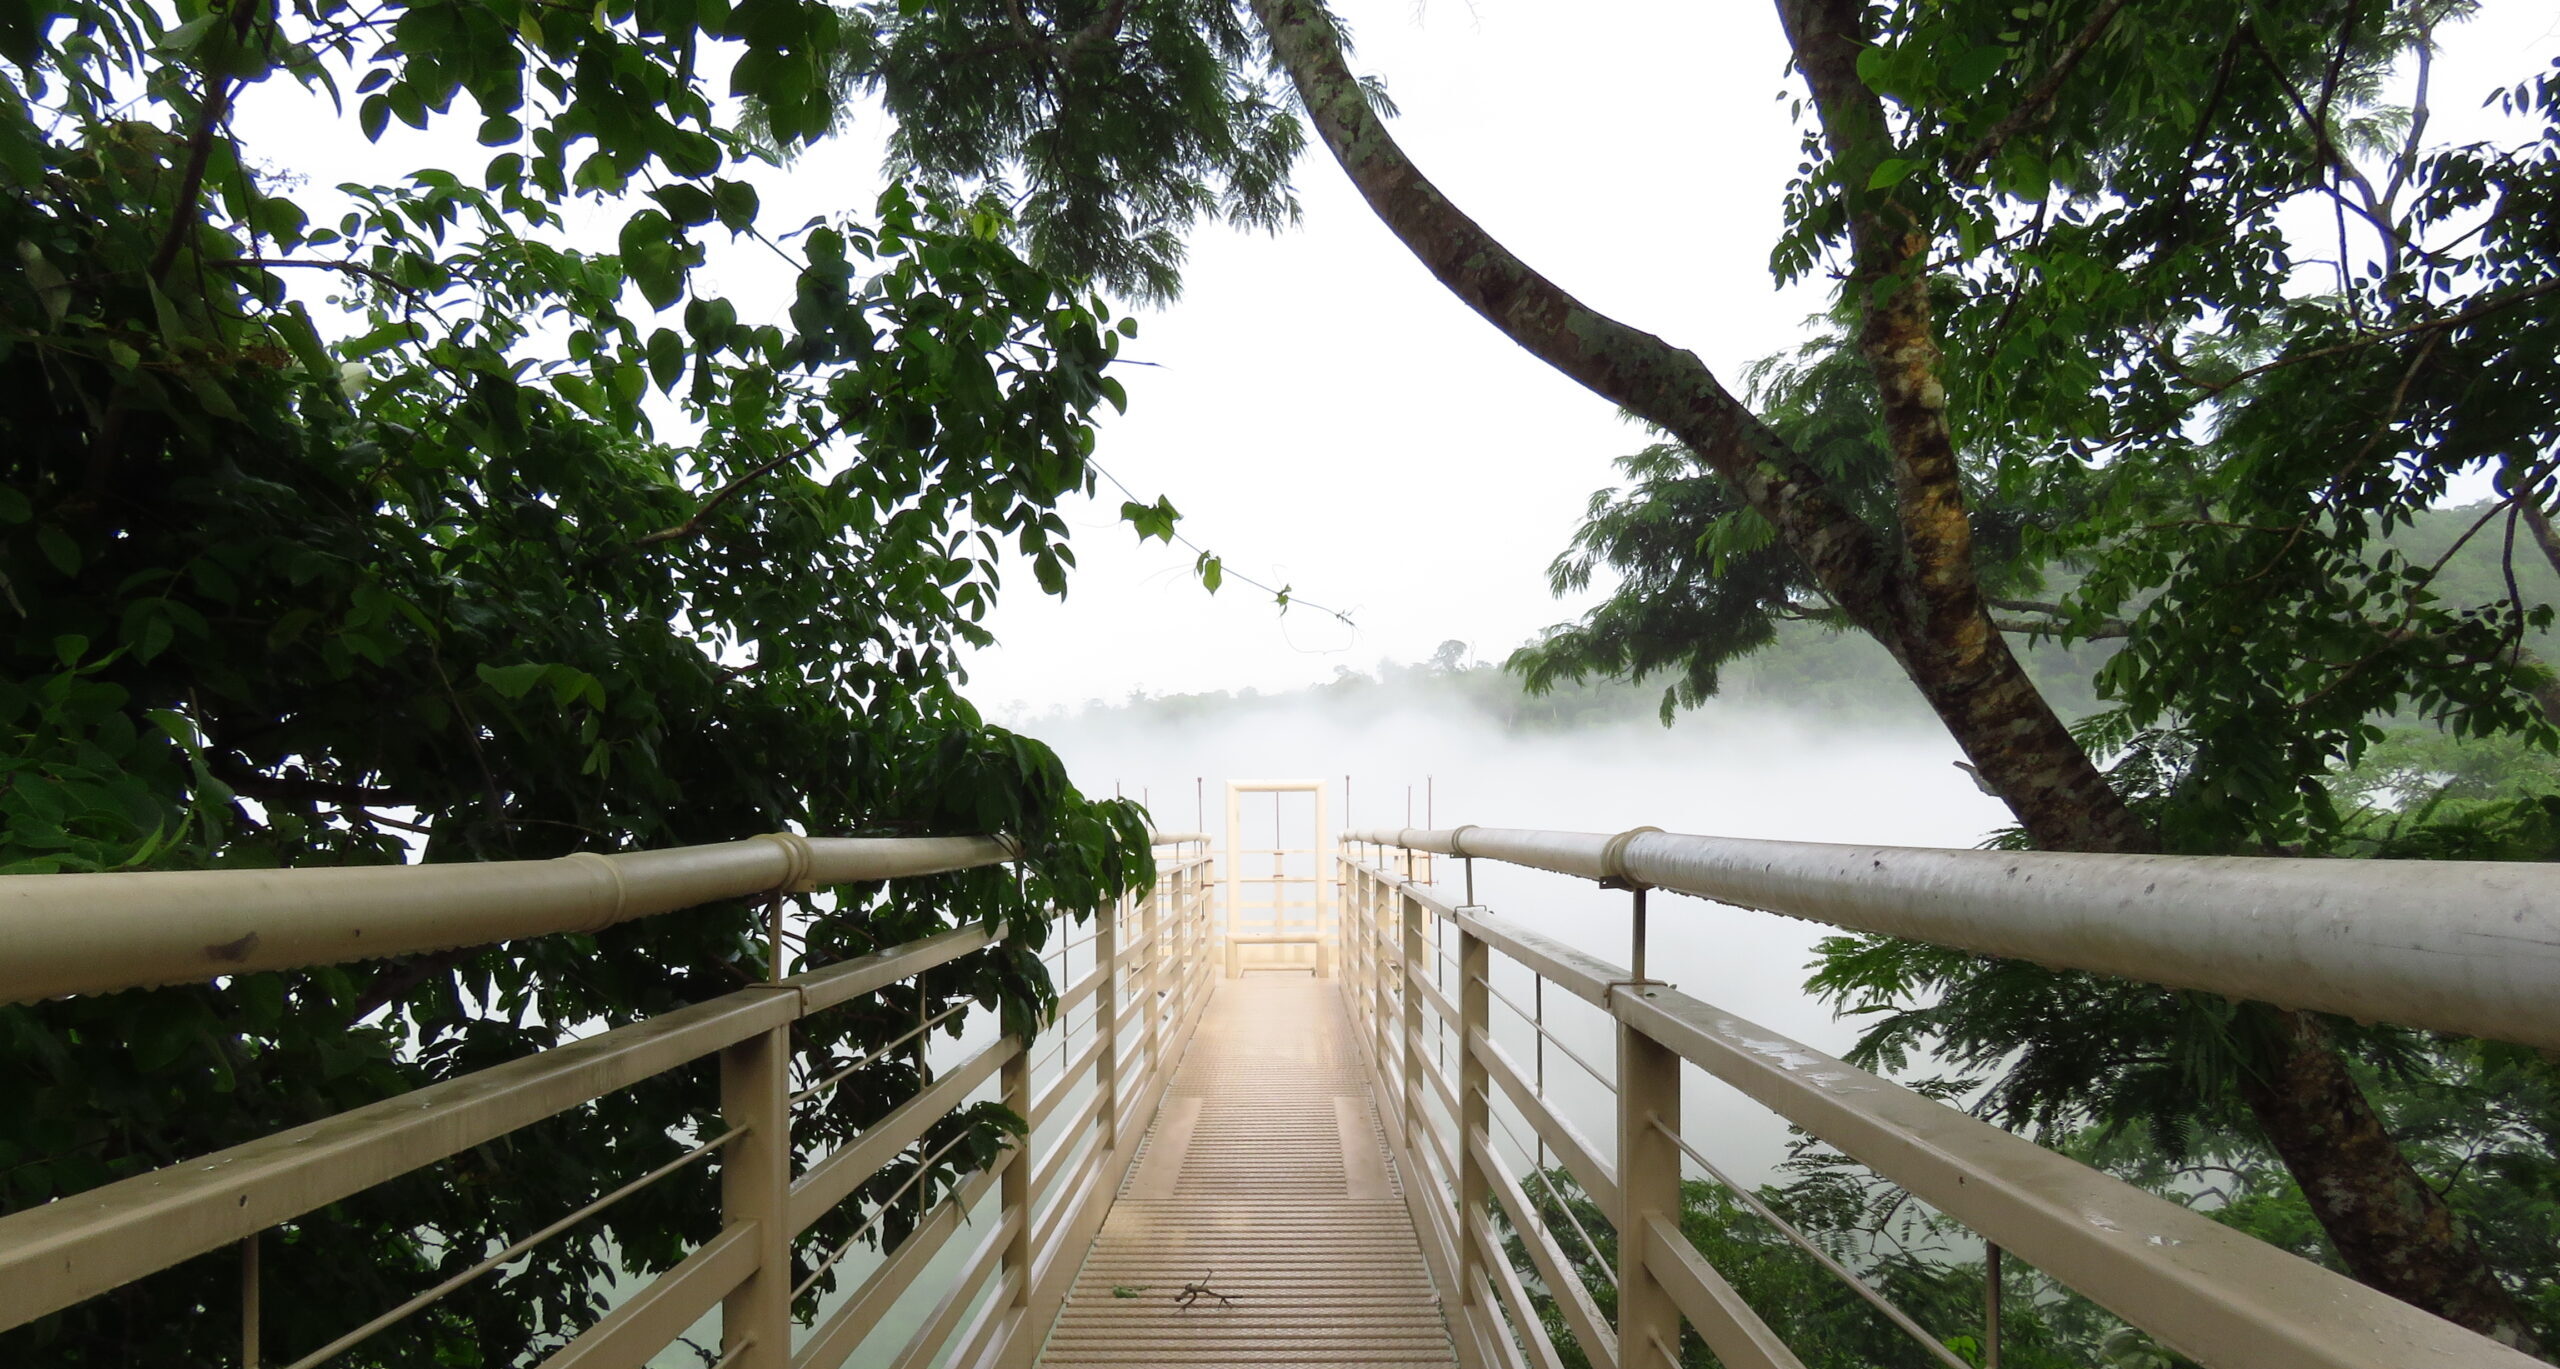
[1248,0,2140,854]
[2236,1007,2543,1351]
[1250,0,2539,1347]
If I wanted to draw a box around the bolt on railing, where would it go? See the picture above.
[1339,828,2554,1369]
[0,830,1218,1369]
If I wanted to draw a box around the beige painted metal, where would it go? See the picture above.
[1343,849,2545,1369]
[1224,780,1334,977]
[1350,824,2560,1051]
[1034,976,1459,1368]
[2,831,1220,1369]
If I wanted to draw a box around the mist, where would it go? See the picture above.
[1010,678,2015,1191]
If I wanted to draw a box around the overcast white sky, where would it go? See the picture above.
[231,2,2560,719]
[948,0,2560,716]
[963,1,1825,716]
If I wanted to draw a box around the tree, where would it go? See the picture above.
[1236,0,2554,1346]
[2,0,1151,1362]
[789,0,2559,1347]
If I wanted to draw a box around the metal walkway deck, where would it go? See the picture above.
[1037,976,1458,1367]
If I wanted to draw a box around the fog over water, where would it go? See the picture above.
[1014,689,2015,1190]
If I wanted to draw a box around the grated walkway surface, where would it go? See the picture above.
[1036,976,1458,1368]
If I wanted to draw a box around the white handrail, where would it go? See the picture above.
[1347,825,2560,1050]
[0,830,1207,1003]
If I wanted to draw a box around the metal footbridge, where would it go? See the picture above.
[3,779,2556,1368]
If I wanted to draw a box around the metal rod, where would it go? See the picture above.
[1480,974,1615,1093]
[793,1001,972,1104]
[767,890,786,983]
[1651,1116,1968,1369]
[1485,1103,1615,1289]
[1630,886,1648,982]
[1986,1242,2004,1369]
[279,1129,745,1369]
[793,1131,974,1300]
[1532,973,1548,1172]
[241,1233,260,1369]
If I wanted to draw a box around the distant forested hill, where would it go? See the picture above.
[1055,503,2553,735]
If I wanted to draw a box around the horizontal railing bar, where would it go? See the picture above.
[1054,962,1107,1015]
[792,1001,972,1104]
[1479,977,1615,1093]
[792,1130,973,1301]
[0,982,796,1330]
[2,829,1198,1004]
[1484,1103,1618,1291]
[1029,1093,1108,1219]
[1407,957,1458,1026]
[538,1221,761,1369]
[792,1154,1010,1369]
[1639,1213,1807,1369]
[1031,1036,1107,1130]
[3,836,987,1005]
[1651,1118,1964,1367]
[1469,1125,1617,1369]
[887,1206,1019,1369]
[1473,1030,1618,1213]
[787,1038,1016,1235]
[1466,1204,1570,1369]
[793,920,1004,1014]
[1351,825,2560,1051]
[1609,984,2540,1368]
[1398,883,1615,1008]
[283,1126,747,1369]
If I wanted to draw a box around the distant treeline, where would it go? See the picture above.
[1050,503,2553,734]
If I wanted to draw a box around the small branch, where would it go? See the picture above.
[637,421,849,547]
[1952,0,2135,179]
[344,947,473,1023]
[1987,598,2129,639]
[2191,280,2554,395]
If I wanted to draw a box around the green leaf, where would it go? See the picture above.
[1867,158,1915,190]
[475,662,550,699]
[36,525,79,577]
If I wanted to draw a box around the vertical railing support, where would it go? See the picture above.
[1001,1043,1032,1308]
[240,1233,260,1369]
[1097,892,1121,1152]
[1985,1242,2004,1369]
[1374,868,1395,1076]
[1457,924,1489,1309]
[1401,886,1425,1145]
[1145,871,1166,1085]
[1616,998,1683,1369]
[720,1016,793,1369]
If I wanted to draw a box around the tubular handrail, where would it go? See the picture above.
[1348,825,2560,1051]
[0,830,1221,1369]
[0,829,1206,1004]
[1335,848,2543,1369]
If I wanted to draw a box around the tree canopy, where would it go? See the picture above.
[838,0,2560,1349]
[3,0,1153,1362]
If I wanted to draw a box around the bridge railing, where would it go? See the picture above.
[1340,826,2558,1369]
[0,830,1216,1369]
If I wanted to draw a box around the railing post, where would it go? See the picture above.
[1372,868,1394,1076]
[1401,885,1424,1144]
[719,1016,793,1369]
[1097,892,1121,1152]
[1145,868,1165,1085]
[1616,997,1683,1369]
[1001,1040,1032,1308]
[1458,923,1489,1309]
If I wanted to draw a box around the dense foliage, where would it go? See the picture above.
[2,0,1152,1362]
[1497,0,2560,1346]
